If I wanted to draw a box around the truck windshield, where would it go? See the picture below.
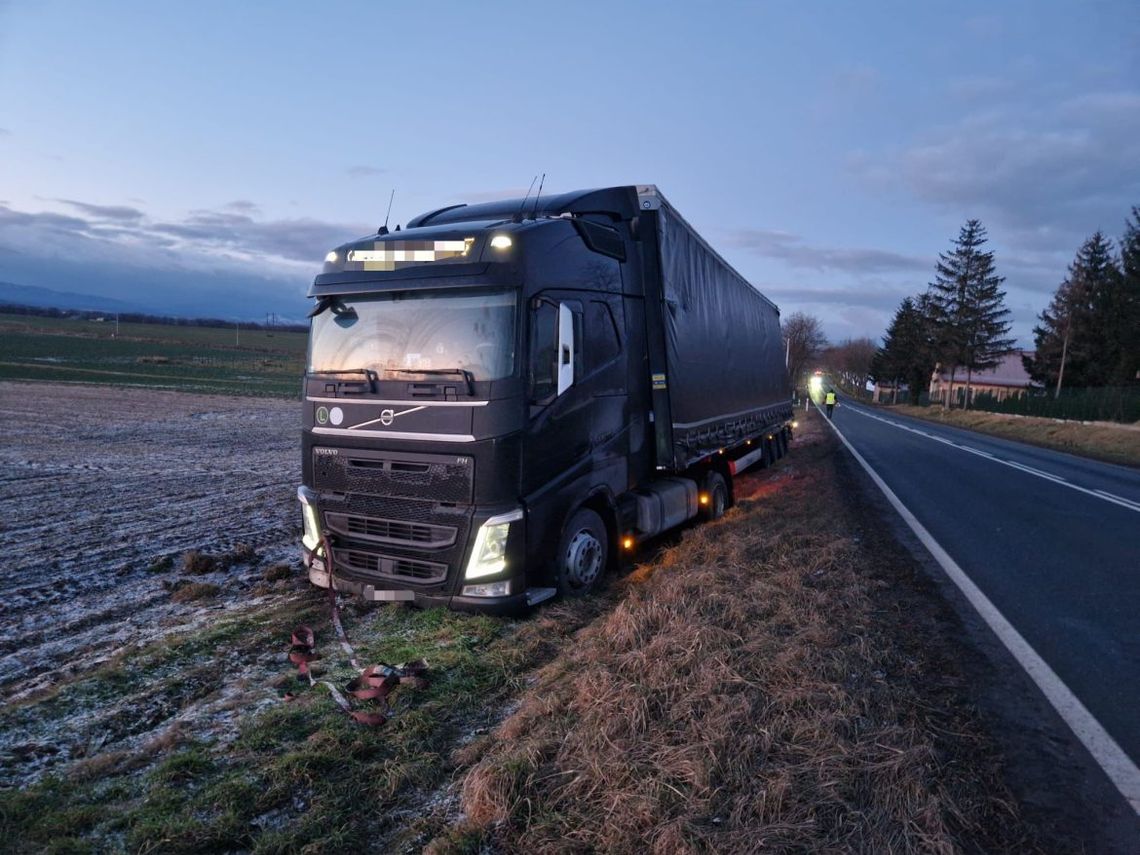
[308,290,517,381]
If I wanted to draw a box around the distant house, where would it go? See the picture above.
[929,350,1038,405]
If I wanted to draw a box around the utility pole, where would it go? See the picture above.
[235,322,240,346]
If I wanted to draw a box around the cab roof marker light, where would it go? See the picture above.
[490,234,513,250]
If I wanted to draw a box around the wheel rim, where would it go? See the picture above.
[564,529,603,589]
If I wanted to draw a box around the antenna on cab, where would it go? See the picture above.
[513,176,538,223]
[378,189,396,235]
[530,173,546,220]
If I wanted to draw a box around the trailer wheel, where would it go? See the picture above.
[704,471,728,520]
[556,509,608,597]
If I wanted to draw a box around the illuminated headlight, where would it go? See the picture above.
[298,487,322,551]
[324,250,338,264]
[464,508,523,580]
[489,234,512,250]
[462,580,512,597]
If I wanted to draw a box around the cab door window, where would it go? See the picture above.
[529,296,582,404]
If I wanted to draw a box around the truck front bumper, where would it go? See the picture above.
[304,550,547,616]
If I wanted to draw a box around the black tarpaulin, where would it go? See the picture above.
[655,200,791,465]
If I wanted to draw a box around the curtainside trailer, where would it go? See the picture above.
[298,185,793,613]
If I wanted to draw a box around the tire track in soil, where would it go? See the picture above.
[0,383,304,785]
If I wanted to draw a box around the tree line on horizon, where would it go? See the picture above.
[870,207,1140,406]
[0,302,309,334]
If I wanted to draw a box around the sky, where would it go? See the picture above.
[1,0,1137,344]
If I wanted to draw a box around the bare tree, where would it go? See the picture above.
[782,312,828,395]
[826,337,877,392]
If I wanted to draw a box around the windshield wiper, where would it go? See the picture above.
[307,368,377,394]
[391,368,475,395]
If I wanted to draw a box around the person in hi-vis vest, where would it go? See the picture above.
[825,389,837,419]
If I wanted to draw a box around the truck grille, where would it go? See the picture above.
[336,549,449,584]
[322,494,474,592]
[313,449,473,503]
[324,513,457,550]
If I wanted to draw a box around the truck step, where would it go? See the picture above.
[525,587,557,606]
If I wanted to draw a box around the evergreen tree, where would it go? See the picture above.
[1113,207,1140,383]
[927,220,1014,407]
[873,295,938,404]
[1026,232,1121,391]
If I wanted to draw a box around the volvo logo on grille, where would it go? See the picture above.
[380,408,395,426]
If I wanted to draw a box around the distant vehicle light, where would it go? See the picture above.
[809,376,823,392]
[490,234,513,250]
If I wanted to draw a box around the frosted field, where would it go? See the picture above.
[0,383,303,782]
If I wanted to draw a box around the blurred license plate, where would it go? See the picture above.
[373,589,414,601]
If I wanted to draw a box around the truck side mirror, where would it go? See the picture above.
[557,302,575,395]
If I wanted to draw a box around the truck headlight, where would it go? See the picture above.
[298,487,322,551]
[464,508,523,580]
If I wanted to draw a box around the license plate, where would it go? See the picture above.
[371,589,415,602]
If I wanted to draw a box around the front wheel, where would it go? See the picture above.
[556,509,608,597]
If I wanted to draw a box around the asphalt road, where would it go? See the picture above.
[826,399,1140,781]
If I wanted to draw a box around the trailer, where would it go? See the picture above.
[299,185,793,613]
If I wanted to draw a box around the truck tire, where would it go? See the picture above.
[556,509,608,597]
[704,471,728,520]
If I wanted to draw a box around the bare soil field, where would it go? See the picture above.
[0,382,303,782]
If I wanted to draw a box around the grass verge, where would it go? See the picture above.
[883,403,1140,467]
[0,587,612,853]
[431,416,1042,853]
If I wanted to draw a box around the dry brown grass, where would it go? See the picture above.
[170,582,221,603]
[890,404,1140,467]
[442,417,1036,854]
[180,549,219,575]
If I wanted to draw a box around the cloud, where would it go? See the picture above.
[57,199,146,222]
[852,88,1140,252]
[0,204,91,235]
[223,199,260,214]
[347,165,386,177]
[761,284,913,314]
[0,198,369,280]
[0,199,361,321]
[150,210,367,265]
[727,229,928,274]
[0,127,9,137]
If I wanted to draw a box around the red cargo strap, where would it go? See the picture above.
[287,532,429,725]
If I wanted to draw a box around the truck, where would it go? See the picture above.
[298,185,793,613]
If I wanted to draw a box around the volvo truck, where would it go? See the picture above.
[298,185,793,613]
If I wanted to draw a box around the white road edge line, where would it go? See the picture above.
[1095,489,1140,513]
[844,404,1140,515]
[822,412,1140,815]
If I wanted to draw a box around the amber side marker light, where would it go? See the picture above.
[622,536,635,550]
[699,493,710,505]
